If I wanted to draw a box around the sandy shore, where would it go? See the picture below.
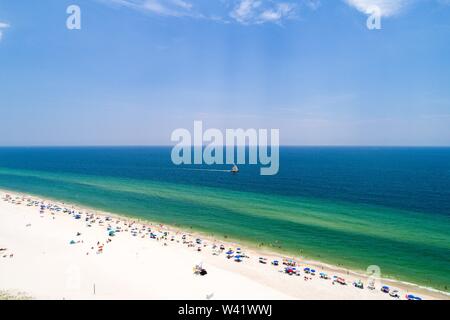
[0,190,448,300]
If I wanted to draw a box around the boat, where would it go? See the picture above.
[231,165,239,173]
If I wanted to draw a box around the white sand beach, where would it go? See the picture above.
[0,190,448,300]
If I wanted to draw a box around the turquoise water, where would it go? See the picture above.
[0,147,449,291]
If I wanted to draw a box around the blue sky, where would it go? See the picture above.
[0,0,449,146]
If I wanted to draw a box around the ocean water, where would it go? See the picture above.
[0,147,449,291]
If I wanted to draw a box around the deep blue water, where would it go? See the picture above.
[0,147,449,216]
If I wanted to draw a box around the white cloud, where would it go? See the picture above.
[102,0,298,25]
[230,0,262,23]
[260,3,295,23]
[230,0,296,24]
[0,21,10,42]
[304,0,321,10]
[143,0,194,16]
[171,0,193,10]
[344,0,411,17]
[101,0,450,25]
[103,0,198,17]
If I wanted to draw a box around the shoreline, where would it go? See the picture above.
[1,188,448,300]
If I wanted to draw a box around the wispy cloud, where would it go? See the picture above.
[102,0,298,25]
[0,21,10,42]
[344,0,411,17]
[230,0,296,24]
[230,0,260,23]
[102,0,200,18]
[304,0,321,11]
[100,0,450,24]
